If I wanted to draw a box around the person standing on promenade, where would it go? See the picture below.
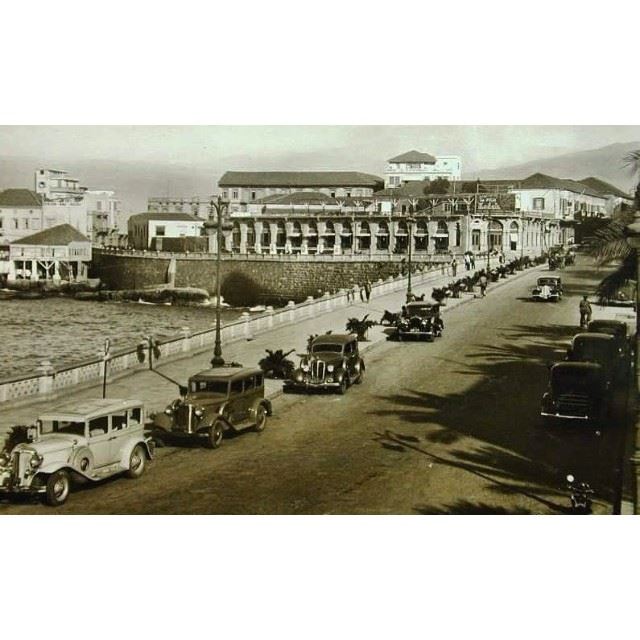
[451,258,458,277]
[470,253,475,270]
[364,279,372,303]
[479,272,488,297]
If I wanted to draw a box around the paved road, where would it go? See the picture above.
[1,257,630,514]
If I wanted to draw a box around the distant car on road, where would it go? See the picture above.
[157,367,272,449]
[541,362,609,425]
[0,399,154,507]
[285,333,364,394]
[531,276,563,302]
[394,301,444,341]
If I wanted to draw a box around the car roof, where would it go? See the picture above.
[407,301,438,308]
[39,398,143,422]
[538,276,560,282]
[311,333,356,344]
[588,319,626,329]
[552,361,602,371]
[573,332,614,342]
[190,366,263,381]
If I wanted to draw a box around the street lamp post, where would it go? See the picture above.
[406,215,415,302]
[624,212,640,513]
[208,196,229,368]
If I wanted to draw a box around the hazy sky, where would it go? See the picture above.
[1,125,639,174]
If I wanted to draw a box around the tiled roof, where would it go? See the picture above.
[0,189,42,207]
[218,171,383,188]
[130,212,201,223]
[517,173,604,198]
[387,150,437,164]
[253,191,336,205]
[12,224,90,246]
[578,177,632,200]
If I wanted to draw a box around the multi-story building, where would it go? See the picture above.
[84,190,121,242]
[217,171,384,212]
[384,150,462,188]
[127,212,205,250]
[577,177,634,217]
[0,189,44,243]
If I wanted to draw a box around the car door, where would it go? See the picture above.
[87,415,112,467]
[228,378,249,426]
[345,341,357,381]
[109,410,129,462]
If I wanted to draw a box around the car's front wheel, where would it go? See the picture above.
[205,421,224,449]
[45,470,71,507]
[126,444,147,479]
[254,405,267,432]
[338,377,348,395]
[354,365,365,384]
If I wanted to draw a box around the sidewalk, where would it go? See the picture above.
[0,262,539,435]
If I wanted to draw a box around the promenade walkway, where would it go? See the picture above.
[0,260,534,434]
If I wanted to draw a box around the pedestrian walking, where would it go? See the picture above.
[352,282,359,302]
[579,295,592,328]
[359,283,366,302]
[470,253,475,270]
[364,279,372,303]
[451,258,458,277]
[479,273,488,297]
[464,254,470,271]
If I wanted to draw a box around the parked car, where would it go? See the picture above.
[0,399,154,507]
[587,319,632,370]
[566,332,620,386]
[156,367,272,449]
[531,276,563,302]
[285,333,364,394]
[394,302,444,341]
[541,362,609,425]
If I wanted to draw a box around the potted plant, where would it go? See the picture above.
[345,314,376,341]
[259,348,295,379]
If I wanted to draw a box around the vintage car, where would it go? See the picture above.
[157,367,272,449]
[531,276,563,302]
[284,333,364,394]
[395,302,444,341]
[566,332,620,386]
[0,399,154,507]
[541,362,609,425]
[587,319,632,367]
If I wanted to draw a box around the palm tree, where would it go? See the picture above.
[589,150,640,301]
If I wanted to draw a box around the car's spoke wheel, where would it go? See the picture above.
[45,470,71,507]
[206,422,224,449]
[126,444,146,479]
[254,405,267,432]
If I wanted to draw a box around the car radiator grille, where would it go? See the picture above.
[311,360,326,382]
[174,404,192,432]
[557,393,591,415]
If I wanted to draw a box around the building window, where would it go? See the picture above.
[472,229,481,248]
[533,197,545,210]
[156,225,166,237]
[232,190,239,199]
[251,191,256,200]
[13,219,19,229]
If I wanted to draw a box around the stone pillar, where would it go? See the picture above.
[239,221,248,254]
[31,260,39,281]
[254,221,264,254]
[36,360,55,396]
[53,260,61,282]
[180,326,191,353]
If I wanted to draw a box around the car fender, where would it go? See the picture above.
[119,437,154,469]
[70,446,95,475]
[198,414,233,434]
[248,399,272,420]
[36,463,94,483]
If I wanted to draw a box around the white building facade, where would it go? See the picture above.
[127,212,204,249]
[385,150,462,188]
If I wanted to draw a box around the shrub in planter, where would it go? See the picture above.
[345,314,376,341]
[259,348,295,379]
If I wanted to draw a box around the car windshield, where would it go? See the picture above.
[408,306,434,317]
[590,324,625,338]
[189,380,229,395]
[573,340,612,362]
[38,419,85,436]
[312,344,343,354]
[538,279,558,286]
[552,368,603,391]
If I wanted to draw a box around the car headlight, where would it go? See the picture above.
[327,364,334,373]
[164,407,173,415]
[301,363,310,372]
[194,408,204,418]
[30,454,43,469]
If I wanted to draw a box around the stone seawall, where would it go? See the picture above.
[91,251,440,306]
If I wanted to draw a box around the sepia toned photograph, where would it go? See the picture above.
[1,125,639,515]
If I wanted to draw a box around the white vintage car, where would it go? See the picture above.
[0,399,154,507]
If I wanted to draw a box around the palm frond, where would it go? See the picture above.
[595,252,637,302]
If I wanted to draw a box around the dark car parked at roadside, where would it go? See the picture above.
[541,362,609,426]
[587,319,632,370]
[566,332,623,386]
